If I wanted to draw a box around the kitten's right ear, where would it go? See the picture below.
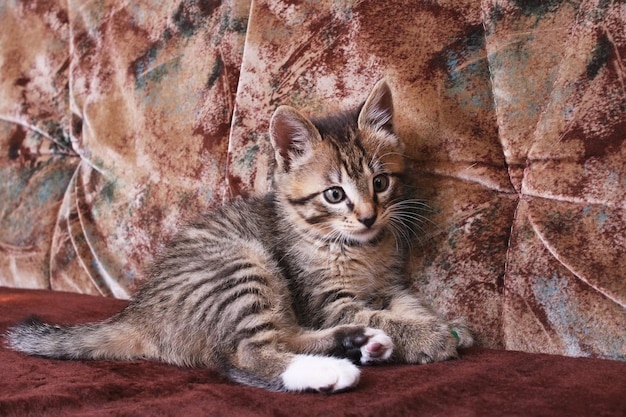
[358,79,394,135]
[270,106,322,172]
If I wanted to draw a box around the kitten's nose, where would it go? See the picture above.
[359,214,377,228]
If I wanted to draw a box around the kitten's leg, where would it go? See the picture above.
[354,292,474,364]
[318,292,472,365]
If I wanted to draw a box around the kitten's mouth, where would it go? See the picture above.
[346,227,382,244]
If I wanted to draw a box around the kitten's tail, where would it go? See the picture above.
[5,316,153,361]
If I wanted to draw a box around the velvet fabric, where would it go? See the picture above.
[1,287,625,417]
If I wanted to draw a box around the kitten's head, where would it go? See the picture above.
[270,80,409,245]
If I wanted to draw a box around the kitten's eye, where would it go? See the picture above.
[373,174,390,193]
[323,187,346,204]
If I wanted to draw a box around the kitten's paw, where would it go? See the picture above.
[359,328,393,365]
[334,326,393,364]
[401,320,461,365]
[281,355,360,393]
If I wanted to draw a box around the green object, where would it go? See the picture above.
[451,329,460,344]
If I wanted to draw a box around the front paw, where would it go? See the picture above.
[403,321,461,364]
[359,328,393,365]
[334,326,393,365]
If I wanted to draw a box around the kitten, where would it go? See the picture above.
[5,80,472,393]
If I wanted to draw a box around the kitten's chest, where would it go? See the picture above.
[316,238,401,294]
[327,245,385,277]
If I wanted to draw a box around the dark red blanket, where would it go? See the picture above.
[1,287,625,417]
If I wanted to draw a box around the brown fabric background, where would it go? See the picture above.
[1,287,625,417]
[1,0,625,359]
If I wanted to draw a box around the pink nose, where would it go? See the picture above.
[359,214,377,228]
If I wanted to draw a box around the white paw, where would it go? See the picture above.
[360,328,394,365]
[281,355,360,393]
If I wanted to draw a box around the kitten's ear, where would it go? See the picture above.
[270,106,322,172]
[358,79,394,134]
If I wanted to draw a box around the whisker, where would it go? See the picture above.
[382,195,444,250]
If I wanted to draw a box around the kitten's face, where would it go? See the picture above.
[280,126,405,244]
[271,80,407,244]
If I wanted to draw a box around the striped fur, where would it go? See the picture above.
[5,80,472,393]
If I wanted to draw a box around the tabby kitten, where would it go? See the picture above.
[6,80,472,393]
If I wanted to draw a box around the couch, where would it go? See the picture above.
[1,0,625,415]
[1,286,625,416]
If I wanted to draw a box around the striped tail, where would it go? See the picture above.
[5,316,153,361]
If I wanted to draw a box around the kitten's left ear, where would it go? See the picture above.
[358,79,394,135]
[270,105,322,172]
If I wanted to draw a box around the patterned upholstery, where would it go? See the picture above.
[1,0,624,359]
